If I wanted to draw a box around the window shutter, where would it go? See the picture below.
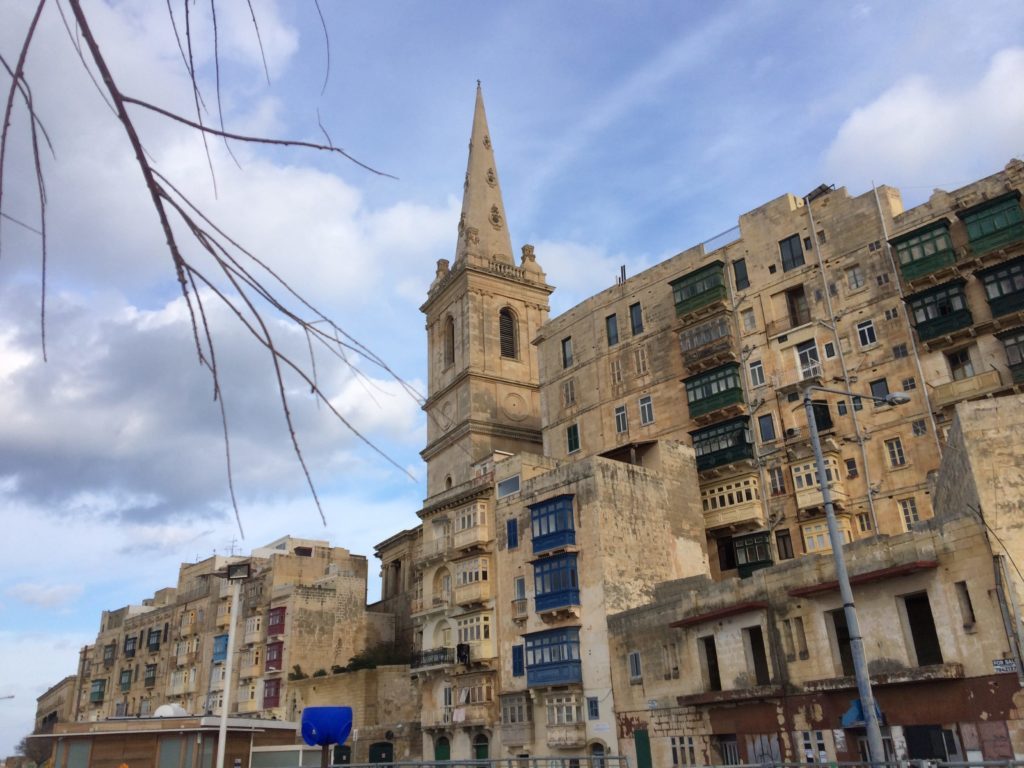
[506,518,518,549]
[512,645,524,677]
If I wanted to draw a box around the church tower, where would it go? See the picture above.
[420,84,553,497]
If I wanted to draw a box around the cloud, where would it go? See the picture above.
[5,584,84,611]
[823,48,1024,192]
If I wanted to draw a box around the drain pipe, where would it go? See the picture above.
[805,200,880,533]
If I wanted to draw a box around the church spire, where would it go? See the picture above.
[455,82,515,266]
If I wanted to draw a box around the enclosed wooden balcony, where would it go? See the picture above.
[931,369,1004,409]
[455,580,491,605]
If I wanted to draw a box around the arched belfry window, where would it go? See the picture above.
[443,316,455,368]
[499,307,518,359]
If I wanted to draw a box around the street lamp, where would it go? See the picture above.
[214,561,251,768]
[802,385,910,767]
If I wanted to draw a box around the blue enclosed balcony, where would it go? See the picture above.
[525,627,582,688]
[530,495,576,555]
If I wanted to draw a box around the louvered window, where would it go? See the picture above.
[499,308,517,358]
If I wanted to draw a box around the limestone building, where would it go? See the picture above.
[68,537,388,724]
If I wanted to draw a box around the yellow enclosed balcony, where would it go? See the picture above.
[792,455,849,510]
[236,698,258,714]
[546,722,586,749]
[455,580,491,606]
[701,474,765,531]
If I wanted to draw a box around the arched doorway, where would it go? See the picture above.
[591,742,606,768]
[368,742,393,763]
[434,735,451,761]
[472,733,489,760]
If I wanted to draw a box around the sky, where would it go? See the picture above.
[1,0,1022,755]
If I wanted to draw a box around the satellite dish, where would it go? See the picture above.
[153,704,189,717]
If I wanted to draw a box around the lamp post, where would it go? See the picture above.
[802,385,910,766]
[215,561,251,768]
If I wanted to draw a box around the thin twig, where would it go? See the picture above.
[245,0,271,85]
[183,0,218,196]
[312,0,330,96]
[125,96,397,178]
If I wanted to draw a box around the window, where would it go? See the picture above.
[103,643,116,665]
[796,340,821,378]
[769,467,786,496]
[457,614,491,643]
[265,641,282,670]
[893,343,908,358]
[980,257,1024,316]
[852,395,863,411]
[530,495,575,553]
[144,664,157,687]
[902,376,917,391]
[524,627,582,686]
[749,360,765,387]
[690,417,753,471]
[443,316,455,368]
[885,437,907,467]
[119,668,132,692]
[606,314,619,346]
[733,258,750,290]
[630,302,644,335]
[533,553,580,612]
[702,478,759,517]
[146,629,161,652]
[955,581,977,629]
[685,364,742,416]
[877,273,890,286]
[263,677,280,708]
[735,532,772,573]
[670,262,725,314]
[803,520,852,553]
[801,730,829,764]
[499,308,517,358]
[458,674,494,704]
[780,234,804,271]
[892,223,954,274]
[561,378,576,408]
[89,679,106,703]
[610,358,623,385]
[823,341,836,359]
[845,458,858,478]
[565,423,580,453]
[680,315,730,353]
[511,646,524,677]
[501,693,530,723]
[587,696,599,720]
[786,286,811,326]
[545,693,582,724]
[455,503,484,532]
[1002,329,1024,371]
[912,419,927,436]
[775,529,794,560]
[561,337,573,368]
[869,378,889,403]
[837,399,849,416]
[741,308,756,331]
[671,736,697,767]
[743,625,771,685]
[899,497,920,529]
[639,395,654,425]
[455,557,489,586]
[698,636,722,691]
[614,404,628,434]
[857,513,872,532]
[628,651,642,682]
[758,414,776,442]
[506,518,519,549]
[907,281,970,340]
[497,474,520,498]
[961,193,1024,252]
[124,635,137,658]
[902,592,943,666]
[634,345,649,375]
[947,348,974,380]
[267,606,286,635]
[846,265,865,290]
[857,320,877,347]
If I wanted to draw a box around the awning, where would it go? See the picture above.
[841,698,885,728]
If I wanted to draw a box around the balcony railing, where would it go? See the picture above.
[417,535,451,562]
[526,660,582,688]
[796,481,850,511]
[511,598,528,620]
[687,387,743,419]
[695,442,754,472]
[411,646,455,670]
[931,369,1004,408]
[535,589,580,614]
[988,289,1024,318]
[703,497,765,531]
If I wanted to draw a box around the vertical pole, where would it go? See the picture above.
[804,389,885,765]
[216,578,242,768]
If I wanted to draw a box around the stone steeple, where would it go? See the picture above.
[455,82,515,266]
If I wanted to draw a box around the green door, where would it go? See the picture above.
[434,737,450,762]
[634,729,652,768]
[473,735,489,760]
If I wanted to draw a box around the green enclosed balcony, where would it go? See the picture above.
[691,417,754,472]
[685,363,743,419]
[670,261,726,318]
[981,257,1024,318]
[959,193,1024,255]
[891,222,956,282]
[907,282,973,341]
